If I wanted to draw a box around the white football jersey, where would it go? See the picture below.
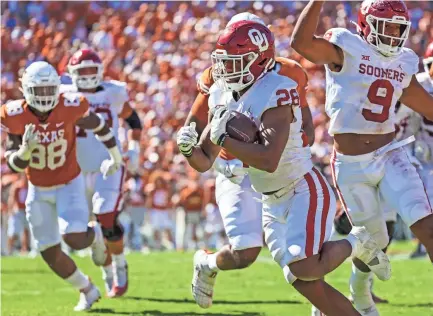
[60,80,129,172]
[324,28,419,135]
[208,69,312,193]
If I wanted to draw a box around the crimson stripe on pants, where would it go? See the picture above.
[312,168,331,251]
[330,149,353,226]
[304,172,318,257]
[113,166,126,212]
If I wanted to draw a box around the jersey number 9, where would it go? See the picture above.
[362,79,394,123]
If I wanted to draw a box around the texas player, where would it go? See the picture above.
[292,0,433,314]
[61,48,143,297]
[178,20,390,315]
[1,61,123,311]
[180,13,314,309]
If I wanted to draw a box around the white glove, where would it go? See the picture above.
[177,122,198,157]
[213,157,247,185]
[210,106,230,146]
[126,140,140,173]
[101,146,123,179]
[17,124,39,160]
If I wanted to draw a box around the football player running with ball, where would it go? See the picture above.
[1,61,124,311]
[181,12,315,309]
[292,1,433,315]
[178,20,390,316]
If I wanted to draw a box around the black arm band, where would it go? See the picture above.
[125,110,142,130]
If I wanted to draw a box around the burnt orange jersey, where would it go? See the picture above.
[191,58,309,161]
[1,93,89,187]
[179,185,204,212]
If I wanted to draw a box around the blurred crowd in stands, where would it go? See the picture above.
[1,1,432,254]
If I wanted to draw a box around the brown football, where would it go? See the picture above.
[226,111,259,143]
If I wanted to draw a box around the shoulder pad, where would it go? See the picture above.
[62,92,82,107]
[4,100,25,117]
[324,28,361,56]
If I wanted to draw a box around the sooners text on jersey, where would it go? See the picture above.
[324,28,419,135]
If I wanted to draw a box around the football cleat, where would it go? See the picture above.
[349,226,391,281]
[73,283,101,311]
[107,264,128,298]
[89,221,108,266]
[191,250,218,308]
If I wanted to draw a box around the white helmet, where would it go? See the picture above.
[21,61,61,113]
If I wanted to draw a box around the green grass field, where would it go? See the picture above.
[2,241,432,316]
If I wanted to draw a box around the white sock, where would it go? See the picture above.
[101,264,113,280]
[207,253,220,272]
[65,269,90,291]
[112,253,126,268]
[350,264,374,310]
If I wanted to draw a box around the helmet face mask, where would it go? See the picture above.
[358,0,411,57]
[211,50,258,92]
[68,49,103,89]
[21,62,61,113]
[365,15,410,56]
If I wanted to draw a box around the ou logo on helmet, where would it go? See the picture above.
[248,29,269,52]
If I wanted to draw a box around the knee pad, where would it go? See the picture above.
[334,211,352,235]
[96,213,124,242]
[362,217,389,250]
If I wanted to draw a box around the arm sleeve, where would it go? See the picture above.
[125,109,142,129]
[62,95,90,122]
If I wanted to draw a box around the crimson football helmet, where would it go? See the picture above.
[211,21,275,92]
[423,41,433,79]
[358,0,411,57]
[68,49,103,89]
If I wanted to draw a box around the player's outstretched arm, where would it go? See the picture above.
[184,67,214,136]
[184,93,209,136]
[291,0,343,65]
[177,123,221,173]
[120,103,143,173]
[76,111,123,178]
[218,106,293,173]
[400,75,433,121]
